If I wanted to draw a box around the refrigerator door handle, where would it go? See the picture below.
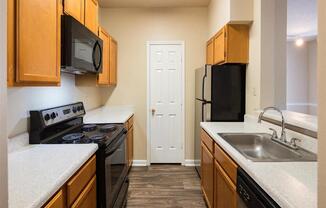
[196,98,211,104]
[202,67,207,100]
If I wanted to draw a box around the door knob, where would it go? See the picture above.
[151,109,156,114]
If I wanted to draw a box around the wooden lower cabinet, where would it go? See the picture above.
[201,142,214,208]
[125,115,134,169]
[44,190,65,208]
[128,126,134,167]
[201,128,238,208]
[43,155,96,208]
[214,160,237,208]
[71,176,97,208]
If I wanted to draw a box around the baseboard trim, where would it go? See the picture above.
[132,160,147,166]
[184,159,196,167]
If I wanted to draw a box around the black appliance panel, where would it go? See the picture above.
[104,133,128,207]
[61,15,103,74]
[237,168,280,208]
[211,64,246,121]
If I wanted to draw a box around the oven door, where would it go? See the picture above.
[105,133,128,208]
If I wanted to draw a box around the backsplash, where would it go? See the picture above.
[7,73,104,138]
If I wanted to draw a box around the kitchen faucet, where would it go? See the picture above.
[258,107,301,150]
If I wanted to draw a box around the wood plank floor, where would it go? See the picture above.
[126,165,207,208]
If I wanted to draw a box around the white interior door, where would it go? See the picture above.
[149,43,183,163]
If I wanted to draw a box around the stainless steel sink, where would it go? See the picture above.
[218,133,317,162]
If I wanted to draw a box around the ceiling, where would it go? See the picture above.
[99,0,211,8]
[287,0,317,38]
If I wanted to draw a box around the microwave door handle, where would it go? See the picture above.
[92,41,102,71]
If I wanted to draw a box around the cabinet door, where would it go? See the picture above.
[97,27,110,85]
[213,28,226,65]
[128,126,134,167]
[201,142,214,208]
[109,38,118,85]
[7,0,15,86]
[16,0,61,83]
[225,24,249,64]
[214,160,237,208]
[85,0,98,34]
[206,39,214,65]
[64,0,84,24]
[71,176,97,208]
[44,189,65,208]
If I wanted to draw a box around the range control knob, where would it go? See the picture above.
[50,112,56,119]
[72,107,77,113]
[44,114,50,121]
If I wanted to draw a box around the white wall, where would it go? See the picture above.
[7,74,104,137]
[207,0,253,38]
[246,0,262,114]
[245,0,287,114]
[208,0,230,37]
[0,0,8,206]
[99,7,208,161]
[287,39,317,115]
[260,0,287,110]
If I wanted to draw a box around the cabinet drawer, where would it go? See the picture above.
[214,143,237,184]
[67,155,96,206]
[201,129,214,153]
[44,189,65,208]
[71,176,97,208]
[128,116,134,129]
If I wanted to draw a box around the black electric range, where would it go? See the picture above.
[29,102,129,208]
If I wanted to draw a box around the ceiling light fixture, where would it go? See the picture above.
[295,38,304,47]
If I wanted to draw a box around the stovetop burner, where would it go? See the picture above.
[89,134,106,141]
[82,124,97,132]
[62,133,85,141]
[100,124,117,133]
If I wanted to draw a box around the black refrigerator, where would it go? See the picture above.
[194,64,246,177]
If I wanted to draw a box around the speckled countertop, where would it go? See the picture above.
[201,122,317,208]
[8,144,98,208]
[84,106,134,124]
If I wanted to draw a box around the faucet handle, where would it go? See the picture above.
[269,128,278,139]
[290,138,302,148]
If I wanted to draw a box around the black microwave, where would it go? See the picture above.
[61,15,103,74]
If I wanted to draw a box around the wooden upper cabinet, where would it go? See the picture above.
[201,142,214,208]
[213,28,226,65]
[214,160,237,208]
[7,0,15,86]
[97,27,110,85]
[64,0,85,24]
[211,24,249,65]
[206,38,214,65]
[85,0,99,35]
[109,38,118,85]
[13,0,61,84]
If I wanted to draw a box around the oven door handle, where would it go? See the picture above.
[105,133,127,156]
